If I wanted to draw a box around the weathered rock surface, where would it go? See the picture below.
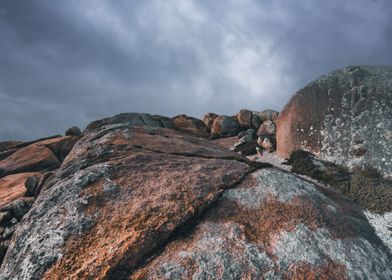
[0,136,78,178]
[0,173,40,208]
[172,114,207,137]
[132,169,392,279]
[0,124,260,280]
[211,115,241,137]
[84,113,173,135]
[276,65,392,177]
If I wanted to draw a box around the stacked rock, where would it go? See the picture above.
[203,109,279,142]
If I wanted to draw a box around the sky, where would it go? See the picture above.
[0,0,392,141]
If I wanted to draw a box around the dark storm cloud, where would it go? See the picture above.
[0,0,391,141]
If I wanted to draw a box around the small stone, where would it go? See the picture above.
[0,212,11,225]
[65,126,82,137]
[11,198,34,220]
[10,218,18,225]
[2,225,16,239]
[257,120,276,137]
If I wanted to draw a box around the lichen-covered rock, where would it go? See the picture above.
[132,169,392,279]
[276,65,392,177]
[0,124,258,280]
[211,115,241,137]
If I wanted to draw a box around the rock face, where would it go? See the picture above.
[276,65,392,177]
[1,112,391,280]
[0,122,259,280]
[132,169,392,279]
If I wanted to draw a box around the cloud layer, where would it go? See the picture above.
[1,0,391,140]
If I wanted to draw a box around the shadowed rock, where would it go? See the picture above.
[211,115,241,137]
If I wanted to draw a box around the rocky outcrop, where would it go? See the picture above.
[0,122,264,280]
[84,113,174,135]
[132,169,392,279]
[0,136,78,178]
[1,113,391,279]
[276,65,392,177]
[172,114,207,137]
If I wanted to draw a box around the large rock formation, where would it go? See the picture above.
[0,121,261,280]
[133,169,392,279]
[1,113,391,280]
[277,65,392,177]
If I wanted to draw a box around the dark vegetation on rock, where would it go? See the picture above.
[287,150,392,213]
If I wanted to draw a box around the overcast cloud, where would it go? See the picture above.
[0,0,391,141]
